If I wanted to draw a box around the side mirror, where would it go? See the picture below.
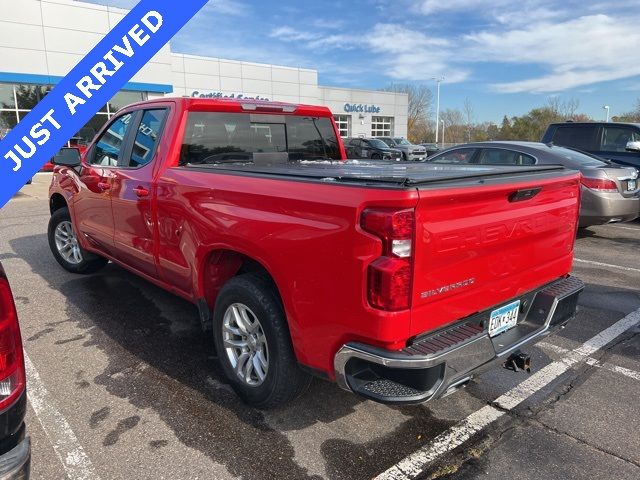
[625,141,640,153]
[52,147,81,167]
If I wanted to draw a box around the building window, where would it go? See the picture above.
[334,115,351,138]
[0,83,146,143]
[371,116,394,137]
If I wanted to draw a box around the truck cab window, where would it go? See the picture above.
[129,109,168,168]
[91,113,133,166]
[552,125,598,151]
[181,112,341,166]
[601,126,640,153]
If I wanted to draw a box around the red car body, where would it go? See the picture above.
[49,98,584,405]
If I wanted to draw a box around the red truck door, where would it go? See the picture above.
[110,108,169,279]
[75,112,136,255]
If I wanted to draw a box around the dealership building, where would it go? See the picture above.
[0,0,409,143]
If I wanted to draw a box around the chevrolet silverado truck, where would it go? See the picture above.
[0,263,30,478]
[48,98,584,408]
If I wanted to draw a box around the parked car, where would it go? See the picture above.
[426,141,639,227]
[376,137,427,161]
[0,263,30,478]
[542,122,640,169]
[419,143,440,157]
[345,138,402,161]
[49,98,584,408]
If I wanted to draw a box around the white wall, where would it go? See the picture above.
[320,87,409,138]
[170,53,319,104]
[0,0,172,86]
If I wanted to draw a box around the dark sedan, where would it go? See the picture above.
[425,141,639,227]
[345,138,403,161]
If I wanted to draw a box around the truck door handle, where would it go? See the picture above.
[509,187,542,202]
[97,182,111,191]
[134,186,150,198]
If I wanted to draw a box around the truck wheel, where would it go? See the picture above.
[48,208,108,274]
[213,273,310,408]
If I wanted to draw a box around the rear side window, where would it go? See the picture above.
[180,112,341,165]
[129,109,168,168]
[430,148,477,164]
[601,126,640,152]
[478,148,536,166]
[90,113,133,166]
[552,125,599,151]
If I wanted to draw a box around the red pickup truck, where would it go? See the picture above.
[48,98,584,408]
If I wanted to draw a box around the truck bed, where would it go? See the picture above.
[183,161,568,188]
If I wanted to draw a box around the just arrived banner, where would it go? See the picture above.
[0,0,209,209]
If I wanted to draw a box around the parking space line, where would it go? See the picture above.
[24,352,100,480]
[607,225,640,232]
[375,308,640,480]
[539,342,640,382]
[574,259,640,274]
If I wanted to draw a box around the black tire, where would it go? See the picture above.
[402,151,408,161]
[213,273,310,408]
[48,207,108,274]
[371,153,382,160]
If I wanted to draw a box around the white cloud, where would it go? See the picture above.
[271,23,466,83]
[205,0,247,16]
[414,0,510,15]
[464,14,640,92]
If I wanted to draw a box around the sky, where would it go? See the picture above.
[81,0,640,123]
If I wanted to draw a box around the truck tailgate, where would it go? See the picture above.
[410,170,581,337]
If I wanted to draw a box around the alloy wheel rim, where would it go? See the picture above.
[54,221,83,265]
[222,303,269,387]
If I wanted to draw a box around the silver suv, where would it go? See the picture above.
[376,137,427,161]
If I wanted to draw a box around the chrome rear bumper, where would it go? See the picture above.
[334,276,584,404]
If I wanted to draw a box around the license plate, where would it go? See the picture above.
[628,179,637,191]
[488,300,520,337]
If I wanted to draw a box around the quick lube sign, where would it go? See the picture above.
[344,103,381,114]
[0,0,208,208]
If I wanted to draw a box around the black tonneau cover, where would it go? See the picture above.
[184,160,568,188]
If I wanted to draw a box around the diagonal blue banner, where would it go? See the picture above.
[0,0,209,208]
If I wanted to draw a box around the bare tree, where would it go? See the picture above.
[463,98,474,142]
[547,97,580,118]
[382,84,434,142]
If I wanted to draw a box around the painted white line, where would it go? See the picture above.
[585,358,640,382]
[539,342,640,382]
[24,353,100,480]
[607,225,640,232]
[574,258,640,274]
[375,308,640,480]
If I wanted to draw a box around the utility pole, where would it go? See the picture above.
[603,105,610,122]
[441,119,445,147]
[433,76,444,143]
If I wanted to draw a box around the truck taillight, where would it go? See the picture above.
[0,274,25,411]
[361,208,414,311]
[581,177,618,193]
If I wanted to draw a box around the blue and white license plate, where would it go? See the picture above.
[488,300,520,337]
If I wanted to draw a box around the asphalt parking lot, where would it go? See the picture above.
[1,173,639,480]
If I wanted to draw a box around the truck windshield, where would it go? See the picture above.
[181,112,341,165]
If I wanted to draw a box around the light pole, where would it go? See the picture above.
[433,76,444,143]
[603,105,610,122]
[441,119,445,147]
